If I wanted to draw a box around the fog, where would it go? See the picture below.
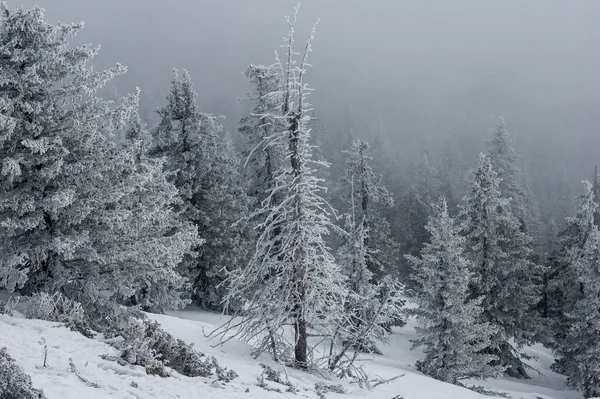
[7,0,600,179]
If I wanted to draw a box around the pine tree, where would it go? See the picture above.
[548,181,597,346]
[486,117,541,240]
[407,197,502,383]
[0,5,198,305]
[114,104,200,312]
[221,10,346,369]
[151,70,251,310]
[340,139,399,279]
[550,181,600,397]
[239,64,284,205]
[460,153,541,378]
[331,143,405,360]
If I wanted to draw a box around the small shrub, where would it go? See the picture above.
[256,364,295,393]
[26,292,84,324]
[314,382,346,399]
[0,297,19,317]
[25,292,93,337]
[145,362,170,378]
[0,347,47,399]
[0,301,10,316]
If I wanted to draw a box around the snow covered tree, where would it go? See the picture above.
[220,9,346,369]
[150,69,251,310]
[332,152,405,361]
[460,153,542,378]
[113,104,200,312]
[239,64,284,206]
[486,117,541,242]
[0,5,197,307]
[407,197,503,383]
[549,181,600,397]
[340,139,400,279]
[547,181,597,345]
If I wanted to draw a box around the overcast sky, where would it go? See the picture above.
[6,0,600,173]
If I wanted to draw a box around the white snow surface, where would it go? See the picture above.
[0,295,583,399]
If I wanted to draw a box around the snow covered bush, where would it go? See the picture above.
[0,301,8,316]
[88,300,237,381]
[26,292,84,324]
[25,292,91,337]
[0,347,46,399]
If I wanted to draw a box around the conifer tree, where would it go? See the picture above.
[221,10,346,369]
[114,105,200,311]
[332,141,405,358]
[151,69,251,310]
[548,181,600,397]
[460,153,541,378]
[407,197,502,383]
[0,5,198,306]
[340,139,399,279]
[239,64,284,205]
[547,181,597,344]
[486,117,541,240]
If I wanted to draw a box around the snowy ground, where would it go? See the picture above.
[0,294,583,399]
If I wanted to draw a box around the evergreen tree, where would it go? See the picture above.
[114,105,200,311]
[550,181,600,397]
[239,64,284,206]
[151,69,251,310]
[332,141,405,358]
[222,12,346,369]
[340,139,400,279]
[486,117,541,242]
[0,5,197,307]
[460,153,541,378]
[407,197,502,383]
[547,181,597,345]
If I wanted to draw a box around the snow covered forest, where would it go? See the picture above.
[1,1,599,399]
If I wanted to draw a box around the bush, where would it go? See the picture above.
[88,300,237,381]
[0,301,11,316]
[25,292,93,338]
[0,347,46,399]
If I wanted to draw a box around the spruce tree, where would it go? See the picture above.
[460,153,541,378]
[486,117,541,241]
[0,5,198,306]
[407,197,502,383]
[554,226,600,397]
[340,139,400,279]
[548,181,600,397]
[548,181,597,346]
[239,64,284,206]
[332,140,405,358]
[114,105,200,311]
[151,70,251,310]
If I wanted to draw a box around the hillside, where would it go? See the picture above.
[0,296,582,399]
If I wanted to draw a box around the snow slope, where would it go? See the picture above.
[0,297,583,399]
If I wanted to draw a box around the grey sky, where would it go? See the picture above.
[6,0,600,175]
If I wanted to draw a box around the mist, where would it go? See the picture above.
[5,0,599,185]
